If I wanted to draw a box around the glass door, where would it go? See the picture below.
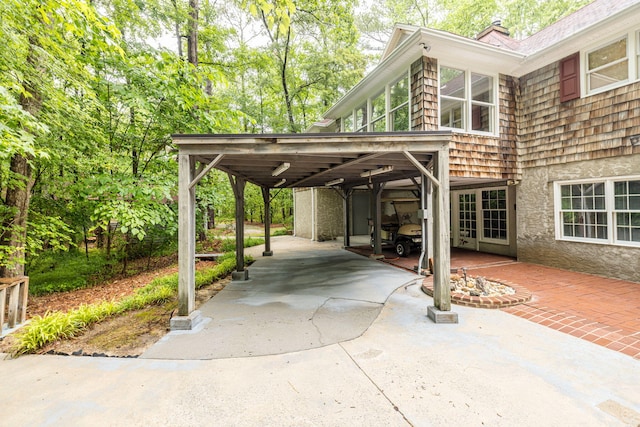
[456,192,477,249]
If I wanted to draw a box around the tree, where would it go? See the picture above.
[0,0,120,277]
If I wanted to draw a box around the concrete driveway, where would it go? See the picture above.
[142,237,420,359]
[1,237,639,426]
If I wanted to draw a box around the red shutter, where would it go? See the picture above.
[560,52,580,102]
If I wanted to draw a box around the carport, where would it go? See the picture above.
[172,131,454,329]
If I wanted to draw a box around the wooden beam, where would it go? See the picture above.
[262,186,273,256]
[178,154,196,316]
[371,182,384,255]
[403,151,439,188]
[189,154,224,189]
[228,174,246,274]
[343,188,353,247]
[289,153,385,187]
[433,149,451,311]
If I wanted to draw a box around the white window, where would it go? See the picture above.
[371,90,386,132]
[555,177,640,247]
[340,71,410,132]
[582,29,640,96]
[389,75,409,131]
[439,66,496,134]
[614,180,640,243]
[482,189,508,241]
[586,37,629,93]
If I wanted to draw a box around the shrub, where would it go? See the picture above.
[11,252,252,356]
[27,251,112,296]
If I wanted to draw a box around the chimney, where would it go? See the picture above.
[476,20,510,41]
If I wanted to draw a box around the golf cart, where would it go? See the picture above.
[372,198,422,257]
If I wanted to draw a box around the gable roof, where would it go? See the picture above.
[517,0,640,55]
[311,0,640,127]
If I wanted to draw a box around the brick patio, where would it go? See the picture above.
[347,245,640,360]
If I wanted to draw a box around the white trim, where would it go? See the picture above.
[581,29,640,97]
[451,187,510,248]
[438,64,499,136]
[553,176,640,248]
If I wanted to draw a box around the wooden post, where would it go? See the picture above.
[229,174,247,279]
[342,188,353,247]
[178,154,196,316]
[433,148,451,311]
[426,178,434,270]
[0,277,28,329]
[18,277,28,325]
[262,186,273,256]
[371,182,383,255]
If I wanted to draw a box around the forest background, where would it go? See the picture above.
[0,0,590,284]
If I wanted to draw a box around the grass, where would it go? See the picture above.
[11,252,250,356]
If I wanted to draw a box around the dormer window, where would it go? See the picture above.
[439,66,496,134]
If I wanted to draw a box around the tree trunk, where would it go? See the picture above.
[0,155,34,278]
[280,27,297,133]
[0,40,42,279]
[187,0,199,66]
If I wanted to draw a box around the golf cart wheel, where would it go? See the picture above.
[396,241,411,257]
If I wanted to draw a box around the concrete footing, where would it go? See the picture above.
[170,310,203,331]
[232,270,250,281]
[262,251,273,256]
[427,306,459,324]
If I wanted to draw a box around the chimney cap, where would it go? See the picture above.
[476,20,510,40]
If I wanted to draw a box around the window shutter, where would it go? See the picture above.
[560,52,580,102]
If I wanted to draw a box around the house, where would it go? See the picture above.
[296,0,640,282]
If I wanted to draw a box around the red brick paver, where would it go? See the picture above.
[471,262,640,360]
[347,246,640,360]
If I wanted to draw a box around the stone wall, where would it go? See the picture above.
[293,188,313,239]
[315,188,344,241]
[516,153,640,282]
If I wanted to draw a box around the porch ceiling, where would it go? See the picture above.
[172,131,451,189]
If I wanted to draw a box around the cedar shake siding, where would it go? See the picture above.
[411,56,438,131]
[410,58,518,180]
[517,62,640,168]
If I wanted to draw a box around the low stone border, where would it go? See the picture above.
[421,278,532,309]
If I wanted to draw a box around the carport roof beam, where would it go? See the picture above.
[403,151,439,188]
[189,154,224,189]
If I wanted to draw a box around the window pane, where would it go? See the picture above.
[471,74,493,102]
[440,98,464,129]
[355,103,367,131]
[390,76,408,109]
[588,38,627,70]
[440,67,465,98]
[471,104,491,132]
[372,117,385,132]
[372,91,385,120]
[590,60,629,90]
[342,114,353,132]
[614,181,627,195]
[392,105,409,131]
